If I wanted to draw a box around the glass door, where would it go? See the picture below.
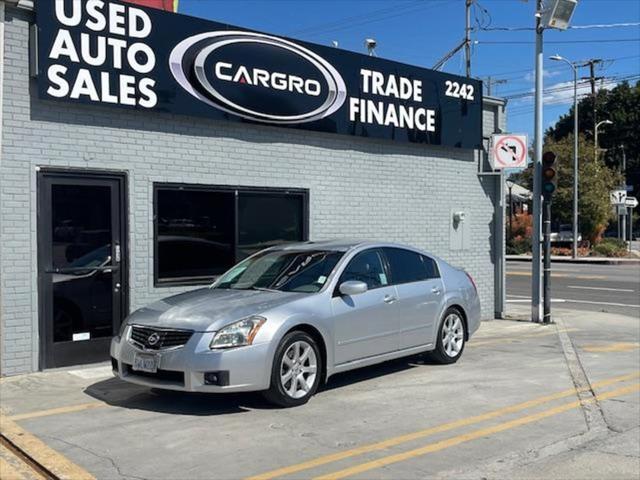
[38,171,127,368]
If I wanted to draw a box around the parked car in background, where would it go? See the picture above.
[111,240,481,407]
[550,224,582,243]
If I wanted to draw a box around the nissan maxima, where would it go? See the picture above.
[111,240,480,407]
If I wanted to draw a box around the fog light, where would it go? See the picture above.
[204,371,229,386]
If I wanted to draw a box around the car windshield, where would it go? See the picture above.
[212,250,344,293]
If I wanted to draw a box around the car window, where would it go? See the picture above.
[421,255,440,279]
[384,247,435,284]
[338,249,388,290]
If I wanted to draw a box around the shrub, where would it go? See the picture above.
[550,246,591,257]
[591,238,628,257]
[507,235,532,255]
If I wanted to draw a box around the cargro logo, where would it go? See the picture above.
[169,31,347,124]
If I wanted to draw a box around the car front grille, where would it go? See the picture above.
[130,325,194,350]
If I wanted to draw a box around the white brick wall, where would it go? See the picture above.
[1,7,502,375]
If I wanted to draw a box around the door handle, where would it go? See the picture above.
[431,287,442,295]
[114,282,121,292]
[383,295,397,304]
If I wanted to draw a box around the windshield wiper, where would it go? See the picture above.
[249,286,282,293]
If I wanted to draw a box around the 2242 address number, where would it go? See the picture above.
[445,81,475,101]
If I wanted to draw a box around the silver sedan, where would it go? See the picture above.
[111,240,481,407]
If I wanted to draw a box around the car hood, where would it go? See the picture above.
[126,287,303,332]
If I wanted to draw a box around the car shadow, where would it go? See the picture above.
[84,354,441,415]
[320,353,440,392]
[84,377,273,415]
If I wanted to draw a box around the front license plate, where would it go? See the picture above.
[133,353,159,373]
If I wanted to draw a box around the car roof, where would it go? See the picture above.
[272,239,434,255]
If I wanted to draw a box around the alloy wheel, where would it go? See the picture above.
[280,340,318,399]
[442,313,464,357]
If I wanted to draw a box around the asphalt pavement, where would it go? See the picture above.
[507,260,640,317]
[1,307,639,480]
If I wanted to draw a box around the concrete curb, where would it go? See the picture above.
[552,316,609,433]
[506,255,640,265]
[0,414,96,480]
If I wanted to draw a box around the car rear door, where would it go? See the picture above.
[383,248,444,350]
[331,248,399,365]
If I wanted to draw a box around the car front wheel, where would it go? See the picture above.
[429,308,466,364]
[263,331,321,407]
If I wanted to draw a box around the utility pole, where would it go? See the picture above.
[532,0,544,323]
[465,0,473,77]
[581,59,602,149]
[621,145,627,242]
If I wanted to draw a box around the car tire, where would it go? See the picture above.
[263,331,321,408]
[428,307,466,364]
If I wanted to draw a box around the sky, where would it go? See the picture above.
[172,0,640,141]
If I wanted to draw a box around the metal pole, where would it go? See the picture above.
[594,123,599,161]
[465,0,472,77]
[509,186,513,241]
[543,199,552,324]
[622,208,627,242]
[532,0,544,323]
[631,207,635,251]
[572,64,579,258]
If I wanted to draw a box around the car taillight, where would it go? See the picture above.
[465,272,477,294]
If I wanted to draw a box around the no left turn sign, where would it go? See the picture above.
[490,134,528,170]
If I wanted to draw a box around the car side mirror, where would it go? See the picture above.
[339,280,368,296]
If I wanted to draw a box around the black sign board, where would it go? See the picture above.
[36,0,482,149]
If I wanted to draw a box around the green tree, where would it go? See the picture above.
[546,80,640,198]
[509,134,622,244]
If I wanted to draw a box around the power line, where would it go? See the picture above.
[286,0,452,38]
[473,55,640,82]
[503,73,640,100]
[479,21,640,31]
[478,38,640,45]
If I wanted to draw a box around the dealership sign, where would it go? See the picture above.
[36,0,482,148]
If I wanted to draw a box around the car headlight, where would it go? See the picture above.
[118,319,129,338]
[210,316,266,349]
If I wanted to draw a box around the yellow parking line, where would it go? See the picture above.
[583,342,640,353]
[314,383,640,480]
[0,456,27,480]
[0,415,95,480]
[8,402,105,422]
[245,372,639,480]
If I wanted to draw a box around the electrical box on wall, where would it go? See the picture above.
[450,208,470,251]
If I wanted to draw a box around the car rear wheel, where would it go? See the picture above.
[429,308,466,364]
[263,331,321,407]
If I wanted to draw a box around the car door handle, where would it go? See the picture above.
[431,287,442,295]
[384,295,397,304]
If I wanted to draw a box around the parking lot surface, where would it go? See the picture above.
[1,308,639,480]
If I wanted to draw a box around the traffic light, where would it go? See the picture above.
[542,151,558,199]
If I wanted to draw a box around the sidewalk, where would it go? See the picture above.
[507,254,640,265]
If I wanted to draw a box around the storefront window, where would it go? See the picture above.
[238,192,304,260]
[154,185,307,285]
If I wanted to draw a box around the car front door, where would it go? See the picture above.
[331,249,399,365]
[383,248,444,350]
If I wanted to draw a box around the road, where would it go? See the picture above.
[507,260,640,317]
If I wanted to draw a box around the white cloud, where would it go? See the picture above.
[543,80,617,106]
[523,69,562,83]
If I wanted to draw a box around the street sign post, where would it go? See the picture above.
[610,190,627,206]
[490,134,528,170]
[625,196,638,209]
